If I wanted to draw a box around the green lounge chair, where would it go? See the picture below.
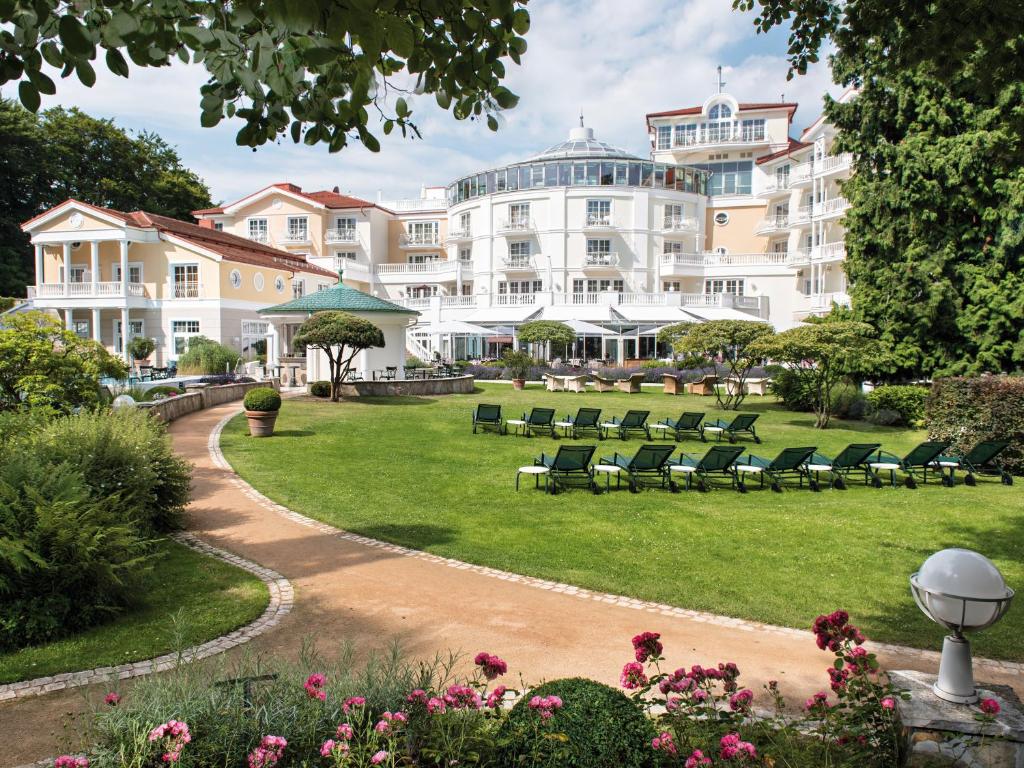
[534,445,597,494]
[472,403,505,435]
[651,412,706,442]
[522,407,557,438]
[601,410,651,440]
[867,441,950,488]
[932,440,1013,486]
[560,407,603,440]
[668,445,746,492]
[735,446,817,493]
[704,413,761,443]
[598,444,676,493]
[805,443,882,490]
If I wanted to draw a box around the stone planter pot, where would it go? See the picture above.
[246,410,279,437]
[512,378,526,390]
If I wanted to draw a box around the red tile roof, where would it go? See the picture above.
[191,183,379,217]
[755,139,812,165]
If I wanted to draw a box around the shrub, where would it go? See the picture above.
[866,407,903,426]
[832,382,868,420]
[309,381,331,397]
[144,385,183,401]
[405,355,426,369]
[177,336,241,375]
[502,350,534,379]
[769,367,814,411]
[244,387,281,412]
[497,678,656,768]
[127,336,156,361]
[197,374,255,385]
[926,375,1024,474]
[865,384,929,426]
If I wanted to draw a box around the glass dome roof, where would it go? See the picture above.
[527,126,643,162]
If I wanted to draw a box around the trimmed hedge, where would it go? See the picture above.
[244,387,281,412]
[927,376,1024,475]
[496,677,656,768]
[309,381,331,398]
[865,385,928,426]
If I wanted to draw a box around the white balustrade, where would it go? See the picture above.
[502,256,535,270]
[499,218,533,232]
[399,233,441,247]
[583,252,619,267]
[814,153,853,176]
[662,216,698,232]
[814,197,850,218]
[440,295,476,308]
[618,292,667,305]
[168,281,202,299]
[377,261,457,275]
[495,294,536,305]
[325,229,358,243]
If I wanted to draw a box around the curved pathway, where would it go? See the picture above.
[2,400,1021,766]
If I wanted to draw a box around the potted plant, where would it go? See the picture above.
[502,350,533,390]
[243,386,282,437]
[128,336,157,374]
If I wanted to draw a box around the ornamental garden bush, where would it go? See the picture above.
[310,381,331,398]
[927,375,1024,475]
[244,387,282,413]
[176,336,242,375]
[865,385,928,426]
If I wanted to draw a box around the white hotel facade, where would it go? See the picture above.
[190,90,853,363]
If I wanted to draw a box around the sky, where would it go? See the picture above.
[22,0,840,206]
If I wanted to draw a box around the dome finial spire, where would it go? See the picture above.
[579,109,584,128]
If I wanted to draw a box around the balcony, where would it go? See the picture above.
[398,232,441,248]
[440,295,477,308]
[660,251,792,274]
[582,214,614,230]
[789,163,813,187]
[499,218,534,233]
[813,197,850,220]
[794,291,852,320]
[167,281,203,299]
[325,228,359,244]
[376,260,459,283]
[813,242,847,261]
[669,130,773,150]
[495,293,536,305]
[661,216,698,234]
[502,255,535,271]
[754,216,790,235]
[582,252,620,270]
[281,230,311,245]
[790,205,812,226]
[30,282,147,300]
[756,180,791,198]
[813,153,853,178]
[247,232,270,243]
[445,228,472,243]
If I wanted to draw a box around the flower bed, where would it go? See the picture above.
[464,362,754,383]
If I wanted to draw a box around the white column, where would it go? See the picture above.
[90,241,100,295]
[119,240,129,296]
[34,245,43,290]
[120,307,130,362]
[91,308,101,343]
[64,308,73,330]
[62,242,71,296]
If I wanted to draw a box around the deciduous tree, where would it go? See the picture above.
[292,312,385,401]
[668,320,774,410]
[517,320,576,361]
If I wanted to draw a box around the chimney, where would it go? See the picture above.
[197,219,214,229]
[332,185,340,193]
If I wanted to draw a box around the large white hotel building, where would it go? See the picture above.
[21,88,852,367]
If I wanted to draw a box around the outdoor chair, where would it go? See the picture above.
[804,443,882,490]
[686,375,718,396]
[615,373,645,394]
[598,444,676,493]
[564,374,590,393]
[558,407,603,440]
[704,413,761,443]
[668,445,746,492]
[522,407,557,438]
[867,441,951,488]
[601,409,651,440]
[651,412,706,442]
[931,440,1013,486]
[472,403,505,435]
[534,445,597,494]
[735,446,817,493]
[593,374,617,392]
[662,374,684,395]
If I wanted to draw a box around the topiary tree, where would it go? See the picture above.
[669,320,775,410]
[749,319,877,428]
[496,677,656,768]
[243,387,281,413]
[292,312,385,401]
[517,320,576,361]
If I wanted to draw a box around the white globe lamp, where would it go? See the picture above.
[910,548,1014,704]
[112,394,137,410]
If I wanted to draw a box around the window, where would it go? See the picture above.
[674,124,697,146]
[286,217,308,241]
[458,247,472,263]
[407,221,439,244]
[248,218,268,241]
[458,212,471,234]
[170,320,199,357]
[775,164,790,188]
[664,203,684,228]
[72,320,90,339]
[497,280,542,295]
[318,283,330,292]
[407,252,440,264]
[663,241,684,255]
[335,217,356,231]
[69,266,87,283]
[230,269,241,289]
[213,222,224,231]
[572,278,623,293]
[171,264,199,298]
[508,241,531,257]
[292,280,304,299]
[773,203,789,225]
[275,276,285,293]
[708,103,732,120]
[114,264,143,283]
[114,319,144,353]
[713,211,730,225]
[771,241,789,253]
[656,125,672,150]
[586,199,611,226]
[586,239,611,256]
[694,161,753,195]
[704,279,744,295]
[741,119,766,141]
[508,203,530,228]
[336,251,357,261]
[253,272,265,291]
[663,281,681,292]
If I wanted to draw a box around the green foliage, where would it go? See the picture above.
[127,336,156,361]
[176,336,241,375]
[927,376,1024,474]
[0,2,529,153]
[497,678,656,768]
[142,385,183,401]
[656,322,693,347]
[293,311,385,401]
[670,320,775,410]
[0,310,127,413]
[243,387,281,412]
[865,385,929,426]
[404,355,426,369]
[770,368,866,419]
[309,381,331,398]
[501,349,533,379]
[518,320,576,357]
[751,321,877,428]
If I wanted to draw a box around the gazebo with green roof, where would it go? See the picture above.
[259,272,419,385]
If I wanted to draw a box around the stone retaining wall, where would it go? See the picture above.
[334,374,475,398]
[138,379,280,422]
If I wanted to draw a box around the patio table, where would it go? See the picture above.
[592,464,622,491]
[515,465,550,491]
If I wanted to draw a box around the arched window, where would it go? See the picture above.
[709,103,732,120]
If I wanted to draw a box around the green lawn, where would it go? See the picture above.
[0,539,268,684]
[220,383,1024,661]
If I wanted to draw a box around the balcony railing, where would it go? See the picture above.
[247,232,269,243]
[440,295,477,308]
[499,218,533,232]
[814,153,853,177]
[662,216,698,233]
[814,197,850,218]
[790,205,812,225]
[757,179,791,197]
[398,232,441,247]
[583,214,613,228]
[31,282,146,298]
[377,260,457,275]
[445,228,472,242]
[325,228,358,243]
[281,230,311,243]
[167,281,202,299]
[670,130,772,148]
[754,216,790,234]
[813,242,847,260]
[502,255,535,270]
[790,163,813,185]
[495,293,537,305]
[553,293,601,305]
[660,252,791,268]
[583,252,619,267]
[393,297,433,309]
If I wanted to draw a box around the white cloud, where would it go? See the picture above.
[14,0,842,205]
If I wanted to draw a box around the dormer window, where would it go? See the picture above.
[708,103,732,120]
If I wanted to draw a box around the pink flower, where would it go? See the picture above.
[406,689,428,706]
[486,685,508,709]
[980,698,1001,716]
[528,694,563,720]
[304,673,327,701]
[719,732,757,761]
[651,731,677,755]
[805,691,830,712]
[103,692,120,706]
[474,651,508,680]
[55,757,89,768]
[812,610,865,653]
[828,666,850,693]
[147,720,191,763]
[666,696,682,712]
[342,696,366,714]
[320,740,335,758]
[373,711,407,734]
[335,723,354,740]
[248,736,287,768]
[685,749,712,768]
[729,689,754,712]
[620,661,648,690]
[370,750,388,765]
[427,696,446,714]
[631,631,663,663]
[443,684,482,710]
[881,697,896,710]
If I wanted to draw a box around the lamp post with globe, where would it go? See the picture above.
[910,548,1014,704]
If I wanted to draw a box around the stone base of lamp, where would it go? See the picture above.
[890,670,1024,767]
[935,635,979,704]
